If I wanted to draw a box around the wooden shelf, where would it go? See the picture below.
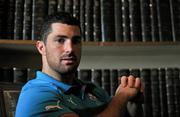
[0,39,180,69]
[0,39,180,55]
[0,39,179,46]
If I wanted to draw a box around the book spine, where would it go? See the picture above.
[169,0,180,42]
[85,0,94,41]
[150,68,160,117]
[93,0,102,42]
[149,0,160,42]
[14,0,24,40]
[13,67,27,84]
[128,0,142,42]
[173,68,180,117]
[140,0,152,42]
[110,69,118,96]
[0,0,6,39]
[102,69,111,95]
[130,68,140,77]
[122,0,131,42]
[78,69,92,82]
[100,0,115,42]
[158,68,168,117]
[91,69,102,87]
[165,68,176,117]
[5,0,15,39]
[1,67,13,83]
[140,68,152,117]
[80,0,85,41]
[64,0,73,13]
[73,0,80,19]
[57,0,65,12]
[114,0,123,42]
[48,0,58,15]
[156,0,173,42]
[23,0,32,40]
[32,0,48,40]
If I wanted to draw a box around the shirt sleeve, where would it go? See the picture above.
[15,85,75,117]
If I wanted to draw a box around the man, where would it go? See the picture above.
[15,12,143,117]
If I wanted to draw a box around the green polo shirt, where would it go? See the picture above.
[15,71,111,117]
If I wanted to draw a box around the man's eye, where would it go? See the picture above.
[57,38,65,43]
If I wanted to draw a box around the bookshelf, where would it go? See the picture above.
[0,39,180,69]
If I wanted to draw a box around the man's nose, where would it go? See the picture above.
[64,40,73,53]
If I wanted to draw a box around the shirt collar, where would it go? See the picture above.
[36,71,72,92]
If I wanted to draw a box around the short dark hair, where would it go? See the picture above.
[40,12,81,43]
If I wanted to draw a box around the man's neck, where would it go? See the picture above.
[42,69,75,85]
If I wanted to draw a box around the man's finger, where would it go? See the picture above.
[128,75,135,88]
[134,77,141,89]
[120,76,128,87]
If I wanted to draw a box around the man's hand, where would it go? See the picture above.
[115,75,144,101]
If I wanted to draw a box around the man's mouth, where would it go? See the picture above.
[61,57,76,65]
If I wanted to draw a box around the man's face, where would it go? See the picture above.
[44,23,82,74]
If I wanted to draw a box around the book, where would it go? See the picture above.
[73,0,80,19]
[84,0,94,41]
[13,67,27,84]
[91,69,102,87]
[5,0,15,39]
[23,0,32,40]
[48,0,57,15]
[0,83,22,117]
[102,69,111,95]
[78,69,92,82]
[156,0,173,42]
[158,68,168,117]
[64,0,73,13]
[121,0,131,42]
[149,0,160,42]
[1,67,13,83]
[150,68,161,117]
[57,0,65,12]
[93,0,102,42]
[32,0,48,40]
[140,68,152,117]
[165,68,176,117]
[169,0,180,42]
[114,0,123,42]
[80,0,85,41]
[140,0,152,42]
[0,0,6,39]
[173,68,180,117]
[128,0,142,42]
[100,0,115,42]
[110,69,118,96]
[130,68,140,77]
[14,0,24,40]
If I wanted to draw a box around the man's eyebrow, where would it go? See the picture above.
[55,35,81,39]
[55,35,68,38]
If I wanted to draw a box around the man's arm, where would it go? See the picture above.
[95,75,143,117]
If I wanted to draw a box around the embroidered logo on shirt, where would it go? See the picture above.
[45,100,63,111]
[88,93,98,101]
[67,97,77,105]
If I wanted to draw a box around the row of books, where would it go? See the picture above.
[0,67,180,117]
[77,67,180,117]
[0,0,180,42]
[0,67,37,84]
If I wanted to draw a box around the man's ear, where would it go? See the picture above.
[36,41,46,56]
